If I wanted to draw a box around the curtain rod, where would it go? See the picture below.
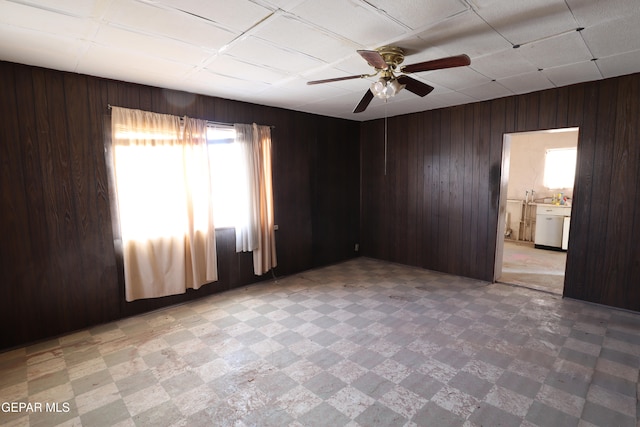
[107,104,275,129]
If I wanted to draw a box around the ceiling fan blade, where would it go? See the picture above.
[353,90,374,113]
[307,74,364,85]
[401,54,470,74]
[397,75,434,97]
[357,49,388,70]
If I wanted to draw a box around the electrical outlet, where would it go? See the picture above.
[274,224,279,230]
[354,243,359,252]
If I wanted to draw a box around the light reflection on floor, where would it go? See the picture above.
[499,240,567,295]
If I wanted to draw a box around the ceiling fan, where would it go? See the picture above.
[307,46,470,113]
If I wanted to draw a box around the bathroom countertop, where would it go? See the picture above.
[532,202,571,207]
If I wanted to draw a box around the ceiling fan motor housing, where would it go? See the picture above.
[376,46,405,70]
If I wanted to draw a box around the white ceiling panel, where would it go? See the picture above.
[79,44,196,83]
[420,67,492,91]
[498,71,555,94]
[0,0,639,121]
[385,94,451,117]
[4,0,100,18]
[261,0,307,10]
[154,0,275,33]
[188,69,272,97]
[426,91,478,109]
[249,85,317,110]
[280,76,354,101]
[542,61,603,88]
[252,13,359,63]
[93,25,210,66]
[298,94,364,117]
[596,50,640,79]
[470,0,578,46]
[102,0,237,50]
[565,0,639,27]
[517,31,593,70]
[581,13,640,59]
[362,0,468,31]
[206,56,290,84]
[0,26,85,72]
[329,53,382,75]
[471,49,537,80]
[290,0,408,46]
[460,81,514,101]
[1,1,98,38]
[223,36,323,74]
[413,10,511,58]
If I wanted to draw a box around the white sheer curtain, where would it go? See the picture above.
[110,107,217,301]
[234,123,277,275]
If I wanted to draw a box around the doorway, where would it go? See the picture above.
[494,128,579,295]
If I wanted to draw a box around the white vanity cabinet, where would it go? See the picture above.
[534,204,571,250]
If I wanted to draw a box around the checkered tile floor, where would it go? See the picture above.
[1,258,639,426]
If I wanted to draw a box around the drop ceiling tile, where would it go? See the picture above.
[471,0,577,46]
[427,91,478,109]
[542,61,602,87]
[246,77,359,114]
[459,81,514,100]
[353,0,468,31]
[378,97,434,117]
[297,92,366,117]
[565,0,639,27]
[1,1,98,38]
[252,13,360,62]
[413,11,511,59]
[78,44,196,83]
[102,0,237,50]
[206,55,290,84]
[224,36,323,74]
[154,0,274,32]
[5,0,98,17]
[0,26,85,72]
[471,49,537,79]
[290,0,408,46]
[187,69,272,97]
[93,25,210,66]
[260,0,307,11]
[419,67,492,91]
[331,53,382,75]
[517,31,592,69]
[498,70,555,94]
[596,50,640,79]
[249,85,316,110]
[581,13,640,59]
[266,76,354,105]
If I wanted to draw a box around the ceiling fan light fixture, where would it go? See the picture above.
[308,46,470,113]
[371,77,405,99]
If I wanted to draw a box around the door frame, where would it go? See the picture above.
[494,133,512,282]
[494,127,580,284]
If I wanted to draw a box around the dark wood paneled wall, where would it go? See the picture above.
[2,58,639,349]
[0,61,360,350]
[361,73,640,312]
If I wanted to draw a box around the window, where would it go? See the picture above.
[109,107,277,301]
[543,147,577,189]
[110,107,218,301]
[206,126,249,229]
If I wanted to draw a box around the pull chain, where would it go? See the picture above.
[384,100,388,176]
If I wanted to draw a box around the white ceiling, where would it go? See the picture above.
[1,0,639,121]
